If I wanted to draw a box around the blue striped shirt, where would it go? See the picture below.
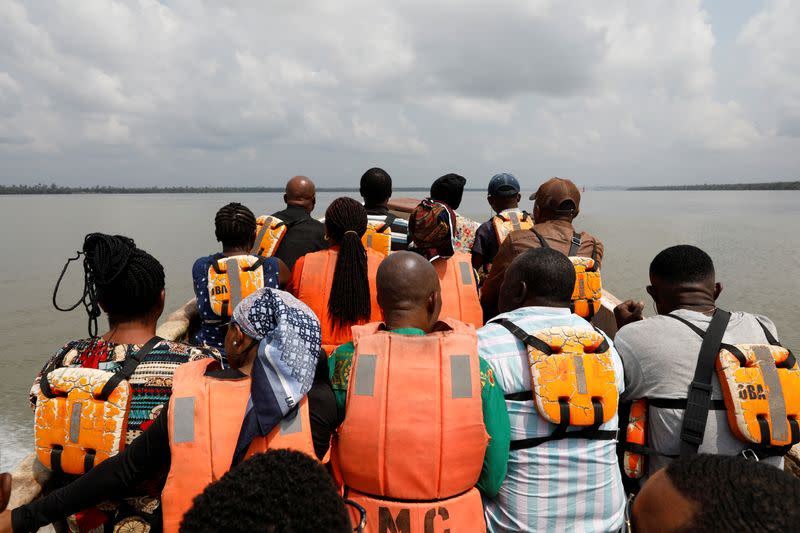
[478,307,625,533]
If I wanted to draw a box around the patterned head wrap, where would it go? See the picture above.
[231,288,322,465]
[408,198,457,260]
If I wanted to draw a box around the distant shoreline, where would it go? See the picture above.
[628,181,799,191]
[0,185,449,195]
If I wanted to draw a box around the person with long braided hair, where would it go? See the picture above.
[192,202,290,358]
[288,197,384,354]
[31,233,217,532]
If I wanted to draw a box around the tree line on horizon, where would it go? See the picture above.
[628,181,799,191]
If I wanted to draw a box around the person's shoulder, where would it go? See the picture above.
[614,315,678,347]
[160,339,222,362]
[192,253,219,272]
[732,311,779,335]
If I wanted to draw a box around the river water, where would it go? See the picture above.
[0,190,798,470]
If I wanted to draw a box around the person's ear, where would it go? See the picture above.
[283,193,289,205]
[156,289,166,317]
[428,290,442,326]
[714,282,723,300]
[515,193,521,203]
[533,203,541,223]
[646,285,655,300]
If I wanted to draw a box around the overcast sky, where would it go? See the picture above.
[1,0,798,187]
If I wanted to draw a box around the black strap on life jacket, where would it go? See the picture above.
[568,231,582,256]
[530,228,550,249]
[495,318,615,450]
[376,213,397,234]
[665,310,731,456]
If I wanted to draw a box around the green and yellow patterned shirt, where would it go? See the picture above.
[329,327,510,497]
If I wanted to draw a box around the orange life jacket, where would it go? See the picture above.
[207,255,267,318]
[296,248,384,355]
[335,319,488,533]
[622,399,648,479]
[34,337,162,476]
[161,358,316,533]
[252,215,287,257]
[531,229,602,319]
[492,210,533,245]
[432,253,483,328]
[362,214,396,256]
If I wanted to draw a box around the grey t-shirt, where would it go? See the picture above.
[615,308,783,478]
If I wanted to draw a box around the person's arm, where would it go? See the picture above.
[614,330,646,402]
[479,236,516,319]
[275,257,291,288]
[593,238,605,268]
[10,408,171,533]
[470,223,491,270]
[288,256,305,296]
[328,342,355,424]
[307,380,338,460]
[476,358,510,498]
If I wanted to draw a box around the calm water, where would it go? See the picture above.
[0,190,798,470]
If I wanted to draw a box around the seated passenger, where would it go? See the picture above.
[408,198,483,328]
[289,197,384,355]
[180,450,351,533]
[192,202,289,359]
[479,248,625,532]
[271,175,328,270]
[33,233,217,532]
[471,173,531,273]
[614,245,789,482]
[5,288,336,533]
[481,177,604,319]
[360,167,409,254]
[329,252,510,531]
[630,454,800,532]
[430,173,480,254]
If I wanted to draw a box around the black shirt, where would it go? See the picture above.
[272,205,328,270]
[13,367,339,533]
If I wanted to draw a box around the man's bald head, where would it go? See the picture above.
[376,251,442,330]
[284,175,316,213]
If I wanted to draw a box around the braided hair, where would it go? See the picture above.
[324,197,370,329]
[215,202,257,249]
[665,454,800,532]
[53,233,165,337]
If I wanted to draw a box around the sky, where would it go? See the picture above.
[0,0,798,188]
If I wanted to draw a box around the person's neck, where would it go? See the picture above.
[286,202,310,213]
[520,298,570,310]
[222,245,250,257]
[383,311,429,332]
[365,201,388,211]
[103,320,157,345]
[661,297,717,315]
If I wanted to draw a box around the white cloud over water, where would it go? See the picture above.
[0,0,798,186]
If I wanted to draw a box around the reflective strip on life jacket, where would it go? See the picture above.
[335,319,488,503]
[433,253,483,329]
[296,248,384,355]
[345,487,486,533]
[207,255,266,318]
[492,211,533,246]
[161,358,316,533]
[252,215,287,257]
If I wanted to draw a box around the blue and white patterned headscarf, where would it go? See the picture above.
[230,287,322,465]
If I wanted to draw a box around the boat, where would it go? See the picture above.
[6,198,799,514]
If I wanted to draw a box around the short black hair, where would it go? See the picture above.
[360,167,392,206]
[215,202,256,248]
[666,454,800,532]
[508,248,576,304]
[180,449,351,533]
[649,245,715,283]
[430,173,467,209]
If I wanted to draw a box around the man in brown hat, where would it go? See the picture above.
[480,177,604,319]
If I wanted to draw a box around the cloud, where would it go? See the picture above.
[0,0,796,186]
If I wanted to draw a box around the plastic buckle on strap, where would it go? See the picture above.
[680,381,713,445]
[571,236,582,248]
[741,449,760,462]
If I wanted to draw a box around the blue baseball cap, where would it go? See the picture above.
[487,173,521,197]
